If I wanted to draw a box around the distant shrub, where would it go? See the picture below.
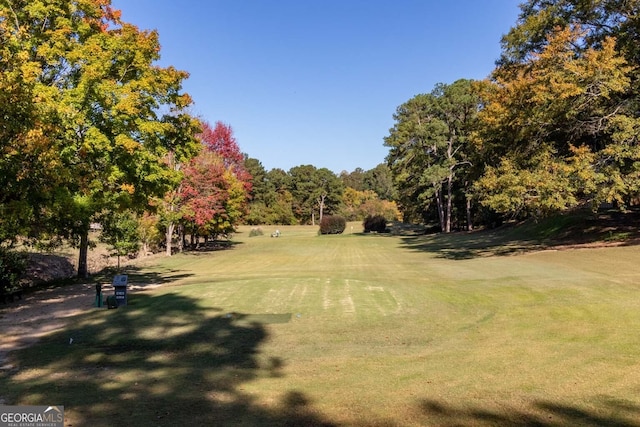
[0,249,28,294]
[249,227,264,237]
[363,215,388,233]
[319,215,346,235]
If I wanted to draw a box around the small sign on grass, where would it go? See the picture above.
[112,274,128,307]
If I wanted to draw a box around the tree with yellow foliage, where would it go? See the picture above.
[0,1,200,276]
[475,24,636,216]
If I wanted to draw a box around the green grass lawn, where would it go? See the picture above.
[2,223,640,426]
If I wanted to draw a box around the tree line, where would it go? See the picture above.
[386,0,640,232]
[243,161,398,226]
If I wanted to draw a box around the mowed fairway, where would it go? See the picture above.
[3,224,640,426]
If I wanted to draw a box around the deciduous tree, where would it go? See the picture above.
[363,164,397,201]
[98,210,140,270]
[199,121,252,191]
[0,0,200,275]
[179,151,229,242]
[289,165,343,225]
[476,25,635,215]
[385,79,481,231]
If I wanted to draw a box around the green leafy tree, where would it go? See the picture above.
[0,249,28,294]
[0,1,74,246]
[245,157,268,205]
[99,210,140,270]
[339,168,366,191]
[265,168,292,195]
[245,167,297,225]
[244,157,274,224]
[289,165,344,225]
[476,25,635,215]
[0,1,199,276]
[499,0,640,69]
[385,79,481,231]
[339,165,397,201]
[363,164,397,201]
[267,190,298,225]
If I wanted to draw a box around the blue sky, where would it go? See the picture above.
[111,0,521,174]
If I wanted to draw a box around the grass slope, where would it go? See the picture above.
[2,223,640,426]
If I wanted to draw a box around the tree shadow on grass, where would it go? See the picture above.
[418,398,640,426]
[398,231,542,260]
[92,266,196,288]
[395,209,640,260]
[183,239,244,254]
[0,291,336,426]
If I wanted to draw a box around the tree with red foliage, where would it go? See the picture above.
[177,121,253,246]
[199,121,244,166]
[198,121,253,193]
[179,150,230,243]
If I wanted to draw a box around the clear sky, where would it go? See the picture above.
[110,0,521,174]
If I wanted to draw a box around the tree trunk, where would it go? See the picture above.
[444,139,455,233]
[78,229,89,278]
[466,197,473,231]
[435,186,445,232]
[445,174,453,233]
[165,222,174,256]
[318,194,326,222]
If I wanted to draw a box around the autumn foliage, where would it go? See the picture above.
[176,120,252,241]
[198,121,252,193]
[199,122,244,166]
[0,0,200,274]
[180,152,228,228]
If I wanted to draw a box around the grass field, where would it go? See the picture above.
[2,222,640,426]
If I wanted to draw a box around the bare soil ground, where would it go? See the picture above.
[0,246,159,374]
[0,282,98,369]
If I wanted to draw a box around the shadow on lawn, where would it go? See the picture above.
[395,209,640,260]
[0,291,336,426]
[397,231,542,260]
[418,398,640,426]
[93,266,196,288]
[183,239,243,254]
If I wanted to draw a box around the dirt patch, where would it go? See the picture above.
[24,253,76,285]
[0,245,133,365]
[0,283,98,369]
[0,247,163,370]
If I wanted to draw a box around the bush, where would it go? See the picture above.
[0,249,28,294]
[319,215,346,235]
[363,215,388,233]
[249,227,264,237]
